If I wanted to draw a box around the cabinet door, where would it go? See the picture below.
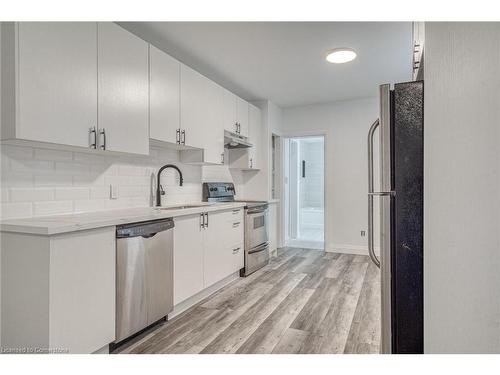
[49,227,115,353]
[180,64,224,164]
[236,97,249,137]
[248,104,262,169]
[221,88,238,134]
[203,80,224,164]
[150,45,180,144]
[173,214,205,305]
[98,22,149,155]
[17,22,97,148]
[180,64,207,150]
[203,210,244,287]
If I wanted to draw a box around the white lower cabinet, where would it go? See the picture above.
[173,214,205,305]
[173,209,244,305]
[203,209,244,287]
[1,227,115,353]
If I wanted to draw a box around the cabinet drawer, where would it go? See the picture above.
[226,219,244,247]
[228,242,244,272]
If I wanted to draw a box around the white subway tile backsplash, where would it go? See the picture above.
[1,171,34,187]
[1,145,34,159]
[55,187,90,201]
[74,199,107,213]
[55,161,90,174]
[119,185,148,198]
[0,202,33,219]
[118,165,147,176]
[1,188,10,202]
[73,152,107,164]
[34,148,72,161]
[33,200,73,216]
[1,144,242,219]
[73,174,106,186]
[90,186,109,199]
[10,187,54,202]
[10,159,54,172]
[34,173,73,187]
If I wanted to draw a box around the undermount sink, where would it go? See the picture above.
[155,204,208,210]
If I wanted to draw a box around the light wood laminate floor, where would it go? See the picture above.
[116,247,381,354]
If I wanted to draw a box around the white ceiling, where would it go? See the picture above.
[119,22,412,108]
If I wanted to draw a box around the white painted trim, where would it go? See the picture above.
[168,271,240,319]
[326,243,380,257]
[286,238,324,250]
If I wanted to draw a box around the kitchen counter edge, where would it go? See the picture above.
[0,202,247,236]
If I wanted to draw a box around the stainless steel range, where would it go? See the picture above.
[203,182,269,276]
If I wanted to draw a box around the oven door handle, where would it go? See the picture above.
[247,208,268,215]
[248,242,270,254]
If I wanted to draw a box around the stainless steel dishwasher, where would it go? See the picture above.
[114,218,174,344]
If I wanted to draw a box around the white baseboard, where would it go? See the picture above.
[286,239,324,250]
[168,271,240,320]
[326,243,380,257]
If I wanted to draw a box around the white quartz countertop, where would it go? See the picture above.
[0,202,247,236]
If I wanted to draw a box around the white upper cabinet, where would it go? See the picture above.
[228,103,262,170]
[97,22,149,155]
[180,64,208,150]
[236,97,249,137]
[149,45,180,145]
[222,88,238,134]
[221,88,249,137]
[4,22,98,147]
[180,64,224,164]
[248,103,262,169]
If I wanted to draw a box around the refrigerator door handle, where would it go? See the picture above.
[367,119,381,268]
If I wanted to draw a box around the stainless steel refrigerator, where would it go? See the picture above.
[367,81,424,354]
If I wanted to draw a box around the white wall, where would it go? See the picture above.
[0,144,244,220]
[424,22,500,353]
[282,97,379,254]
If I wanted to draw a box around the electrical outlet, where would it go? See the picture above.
[109,184,118,200]
[361,230,366,237]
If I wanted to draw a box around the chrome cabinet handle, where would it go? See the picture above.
[89,126,97,149]
[235,122,239,133]
[181,129,186,145]
[221,152,225,164]
[367,119,381,268]
[232,222,240,227]
[205,212,208,227]
[232,209,240,214]
[176,129,181,144]
[250,158,253,168]
[200,213,205,229]
[232,247,241,254]
[99,128,106,150]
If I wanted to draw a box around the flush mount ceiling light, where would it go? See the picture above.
[325,48,357,64]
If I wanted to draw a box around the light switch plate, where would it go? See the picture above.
[110,184,118,199]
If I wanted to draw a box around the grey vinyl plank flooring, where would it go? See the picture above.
[115,247,380,355]
[271,328,309,354]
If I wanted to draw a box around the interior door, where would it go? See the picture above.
[150,45,180,145]
[98,22,149,155]
[17,22,97,148]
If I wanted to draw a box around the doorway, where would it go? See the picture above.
[284,136,325,250]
